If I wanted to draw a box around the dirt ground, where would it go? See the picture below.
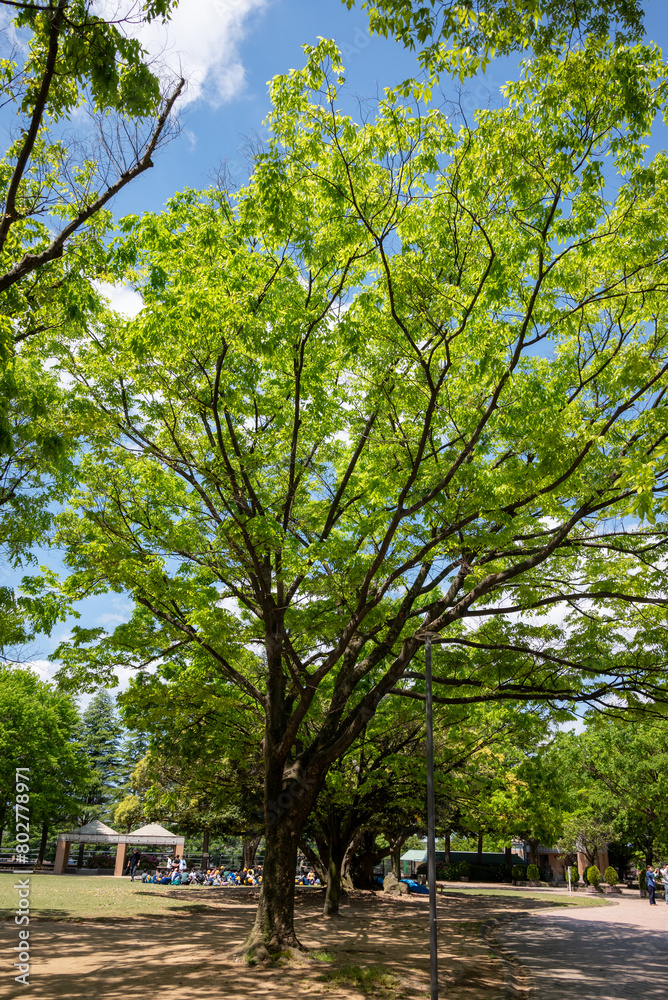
[0,885,598,1000]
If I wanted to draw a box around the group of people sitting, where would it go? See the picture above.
[295,868,322,886]
[140,861,264,887]
[134,853,327,888]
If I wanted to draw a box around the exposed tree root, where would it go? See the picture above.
[232,929,309,966]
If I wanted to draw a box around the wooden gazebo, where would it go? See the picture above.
[54,820,119,874]
[113,823,185,877]
[54,819,185,876]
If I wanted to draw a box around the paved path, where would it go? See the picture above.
[497,892,668,998]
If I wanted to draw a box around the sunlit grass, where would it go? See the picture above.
[0,874,224,920]
[322,964,401,996]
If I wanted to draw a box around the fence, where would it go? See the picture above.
[0,850,39,866]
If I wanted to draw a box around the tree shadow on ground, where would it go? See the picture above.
[0,890,556,1000]
[501,909,668,998]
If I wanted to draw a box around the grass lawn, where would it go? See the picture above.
[0,874,233,920]
[0,874,610,922]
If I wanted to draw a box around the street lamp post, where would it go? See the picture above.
[425,633,438,999]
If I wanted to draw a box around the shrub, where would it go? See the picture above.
[569,865,579,886]
[416,861,461,881]
[586,865,601,887]
[85,853,117,869]
[639,868,647,891]
[468,862,512,882]
[498,862,513,882]
[540,866,554,882]
[526,864,540,881]
[604,866,619,886]
[417,860,517,883]
[458,861,470,877]
[512,864,526,881]
[435,862,461,881]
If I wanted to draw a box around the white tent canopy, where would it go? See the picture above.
[57,820,119,845]
[123,823,183,845]
[54,820,185,876]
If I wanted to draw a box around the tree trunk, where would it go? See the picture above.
[202,830,209,871]
[298,838,328,885]
[341,831,362,890]
[477,830,484,864]
[391,846,401,879]
[77,842,85,867]
[237,638,321,961]
[323,845,346,917]
[444,829,451,865]
[528,839,539,866]
[351,832,387,889]
[241,815,303,961]
[38,821,48,864]
[243,834,262,869]
[389,830,411,880]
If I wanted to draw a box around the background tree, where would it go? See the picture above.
[0,0,184,658]
[558,812,614,869]
[485,744,567,867]
[52,37,668,957]
[0,666,88,858]
[75,690,123,862]
[557,718,668,865]
[301,699,424,914]
[117,652,266,865]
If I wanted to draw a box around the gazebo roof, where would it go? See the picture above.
[122,822,184,846]
[57,819,120,844]
[57,818,185,847]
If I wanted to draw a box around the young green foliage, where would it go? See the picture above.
[53,39,668,952]
[346,0,644,82]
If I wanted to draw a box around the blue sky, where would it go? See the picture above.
[8,0,668,703]
[111,0,517,217]
[111,0,668,222]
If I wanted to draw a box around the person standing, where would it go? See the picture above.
[129,848,141,882]
[661,862,668,905]
[646,864,656,905]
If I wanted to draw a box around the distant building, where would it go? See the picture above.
[401,843,611,881]
[511,840,610,880]
[400,848,525,876]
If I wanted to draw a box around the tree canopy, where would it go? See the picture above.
[0,665,87,848]
[0,0,185,660]
[346,0,645,80]
[44,32,668,954]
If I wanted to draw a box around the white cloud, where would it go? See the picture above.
[96,281,144,318]
[135,0,269,107]
[24,656,140,710]
[96,595,134,627]
[23,659,53,681]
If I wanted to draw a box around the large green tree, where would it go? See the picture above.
[0,666,87,857]
[0,0,184,657]
[52,38,668,955]
[558,718,668,865]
